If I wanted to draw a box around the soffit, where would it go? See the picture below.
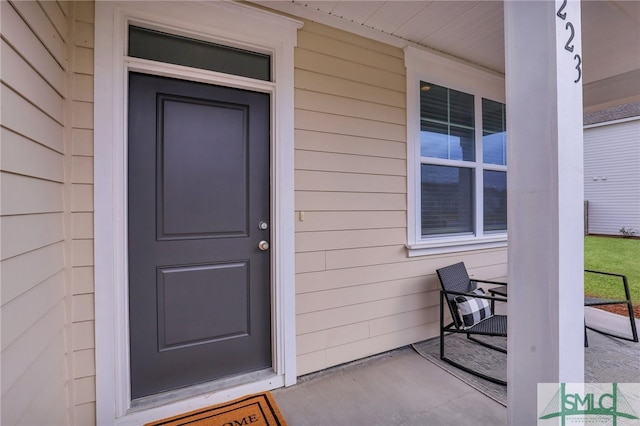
[255,0,640,109]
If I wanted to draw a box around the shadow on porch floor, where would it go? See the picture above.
[272,345,507,426]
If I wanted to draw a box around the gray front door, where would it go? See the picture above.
[128,72,272,399]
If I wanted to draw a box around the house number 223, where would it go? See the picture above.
[556,0,582,83]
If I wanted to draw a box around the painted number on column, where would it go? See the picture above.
[556,0,582,83]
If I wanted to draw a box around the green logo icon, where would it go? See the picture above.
[539,383,639,425]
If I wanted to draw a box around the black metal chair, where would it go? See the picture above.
[584,269,638,345]
[436,262,508,385]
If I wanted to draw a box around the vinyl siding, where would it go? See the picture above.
[68,2,96,423]
[584,119,640,235]
[293,21,507,375]
[1,2,68,425]
[1,1,96,424]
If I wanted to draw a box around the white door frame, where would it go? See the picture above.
[94,2,301,424]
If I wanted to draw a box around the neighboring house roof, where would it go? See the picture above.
[584,101,640,125]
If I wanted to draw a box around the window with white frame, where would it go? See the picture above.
[404,47,507,255]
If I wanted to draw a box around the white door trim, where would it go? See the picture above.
[94,2,301,424]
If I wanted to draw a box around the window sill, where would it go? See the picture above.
[406,234,507,257]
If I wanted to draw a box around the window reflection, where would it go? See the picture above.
[420,82,475,161]
[483,170,507,232]
[482,99,507,165]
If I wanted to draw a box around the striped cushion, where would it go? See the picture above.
[454,288,493,329]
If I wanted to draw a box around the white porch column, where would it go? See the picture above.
[504,0,585,423]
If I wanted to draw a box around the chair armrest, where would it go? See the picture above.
[585,269,625,279]
[472,279,507,286]
[585,270,632,301]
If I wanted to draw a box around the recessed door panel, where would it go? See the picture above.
[157,262,249,351]
[159,96,248,239]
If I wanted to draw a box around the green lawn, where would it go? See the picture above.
[584,236,640,303]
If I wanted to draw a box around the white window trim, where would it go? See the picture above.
[404,46,508,256]
[94,2,302,424]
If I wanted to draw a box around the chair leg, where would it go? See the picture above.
[440,355,507,386]
[626,302,639,343]
[584,321,589,348]
[585,302,638,343]
[440,292,445,360]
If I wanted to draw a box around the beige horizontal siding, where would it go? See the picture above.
[16,367,68,426]
[295,251,326,274]
[71,128,93,156]
[296,150,406,175]
[0,2,68,424]
[1,2,65,93]
[1,0,97,424]
[71,212,93,239]
[0,173,64,215]
[68,2,96,422]
[295,90,405,125]
[1,302,65,404]
[297,29,405,74]
[1,84,64,153]
[72,74,93,103]
[302,325,431,374]
[295,211,406,232]
[296,48,406,92]
[1,128,65,182]
[71,183,93,212]
[293,19,508,376]
[72,266,94,295]
[295,191,406,211]
[11,1,66,67]
[369,307,439,336]
[296,228,405,252]
[297,250,506,295]
[301,20,404,59]
[297,109,405,142]
[296,69,405,107]
[73,46,93,75]
[325,245,413,269]
[296,170,406,193]
[1,40,65,124]
[297,292,429,335]
[297,322,370,355]
[293,21,404,376]
[295,129,405,159]
[0,213,64,260]
[296,275,429,315]
[1,271,65,351]
[72,320,95,351]
[39,1,68,40]
[1,243,65,304]
[1,323,67,426]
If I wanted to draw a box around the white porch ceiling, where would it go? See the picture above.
[256,1,640,110]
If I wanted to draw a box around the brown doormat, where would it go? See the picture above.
[145,392,287,426]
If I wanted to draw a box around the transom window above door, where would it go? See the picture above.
[128,26,272,81]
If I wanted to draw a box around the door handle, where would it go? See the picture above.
[258,240,270,251]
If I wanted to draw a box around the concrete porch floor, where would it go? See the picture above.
[272,346,507,426]
[272,308,639,426]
